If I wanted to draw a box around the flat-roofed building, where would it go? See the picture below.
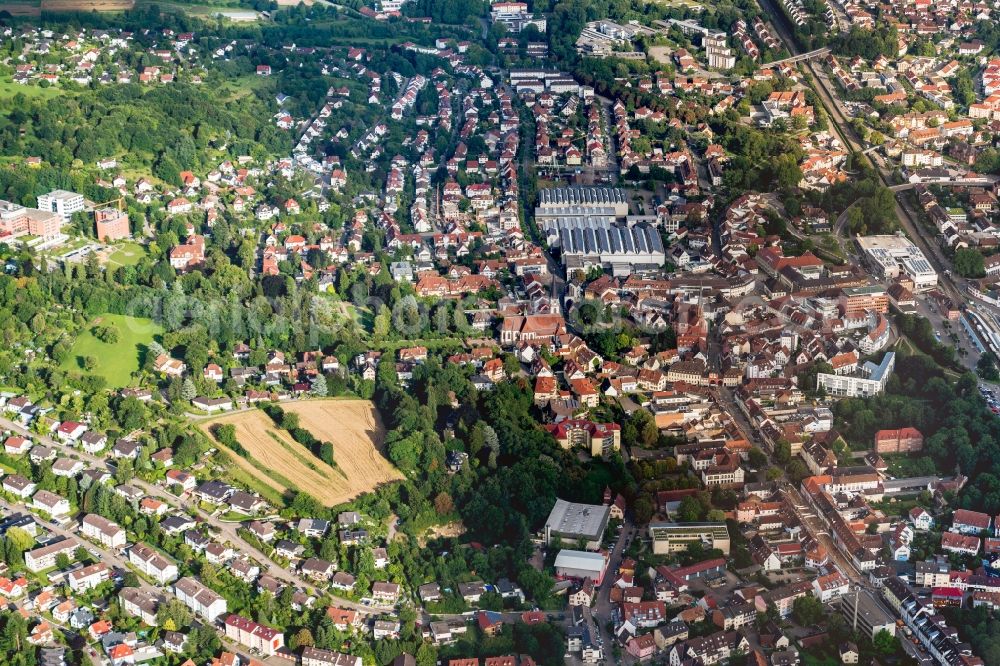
[95,208,130,242]
[857,236,937,291]
[837,589,896,639]
[554,549,609,585]
[37,190,84,222]
[840,285,889,318]
[817,352,895,398]
[649,522,731,555]
[544,499,611,550]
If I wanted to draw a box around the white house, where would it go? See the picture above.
[81,514,126,549]
[32,490,69,517]
[129,543,178,584]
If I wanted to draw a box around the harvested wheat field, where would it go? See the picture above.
[41,0,134,10]
[283,399,403,488]
[202,400,402,507]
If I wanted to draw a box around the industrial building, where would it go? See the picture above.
[648,522,731,555]
[544,499,611,550]
[549,218,665,276]
[554,549,608,585]
[537,187,630,217]
[857,235,938,291]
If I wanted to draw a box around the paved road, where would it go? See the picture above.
[591,520,636,657]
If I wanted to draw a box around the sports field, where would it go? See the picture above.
[62,314,162,387]
[203,400,402,507]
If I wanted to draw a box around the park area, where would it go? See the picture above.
[61,313,162,388]
[104,242,147,269]
[201,400,403,507]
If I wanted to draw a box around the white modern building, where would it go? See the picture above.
[857,235,938,291]
[817,352,895,398]
[37,190,85,222]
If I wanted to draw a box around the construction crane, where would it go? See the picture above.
[92,196,125,212]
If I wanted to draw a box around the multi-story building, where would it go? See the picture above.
[119,588,160,626]
[882,577,975,665]
[129,543,178,584]
[857,236,937,291]
[80,514,126,549]
[837,589,896,640]
[95,208,130,242]
[24,537,78,573]
[173,576,227,621]
[839,285,889,318]
[68,563,110,593]
[544,420,621,457]
[302,647,363,666]
[649,522,731,555]
[0,200,63,240]
[817,352,895,398]
[224,614,284,656]
[37,190,84,221]
[874,428,924,454]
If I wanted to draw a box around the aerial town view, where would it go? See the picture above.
[3,0,1000,665]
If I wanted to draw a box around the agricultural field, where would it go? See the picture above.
[61,313,163,388]
[0,0,40,15]
[135,0,261,19]
[41,0,134,10]
[203,400,402,507]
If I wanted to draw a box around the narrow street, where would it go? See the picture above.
[591,520,636,659]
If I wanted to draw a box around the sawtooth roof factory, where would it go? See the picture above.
[536,187,665,276]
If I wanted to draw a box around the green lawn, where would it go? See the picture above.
[135,0,261,18]
[61,313,163,388]
[221,75,272,102]
[106,242,147,268]
[0,80,67,101]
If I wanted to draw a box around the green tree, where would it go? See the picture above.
[954,248,985,278]
[5,528,33,553]
[979,353,1000,382]
[792,594,824,626]
[873,628,900,655]
[115,458,134,484]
